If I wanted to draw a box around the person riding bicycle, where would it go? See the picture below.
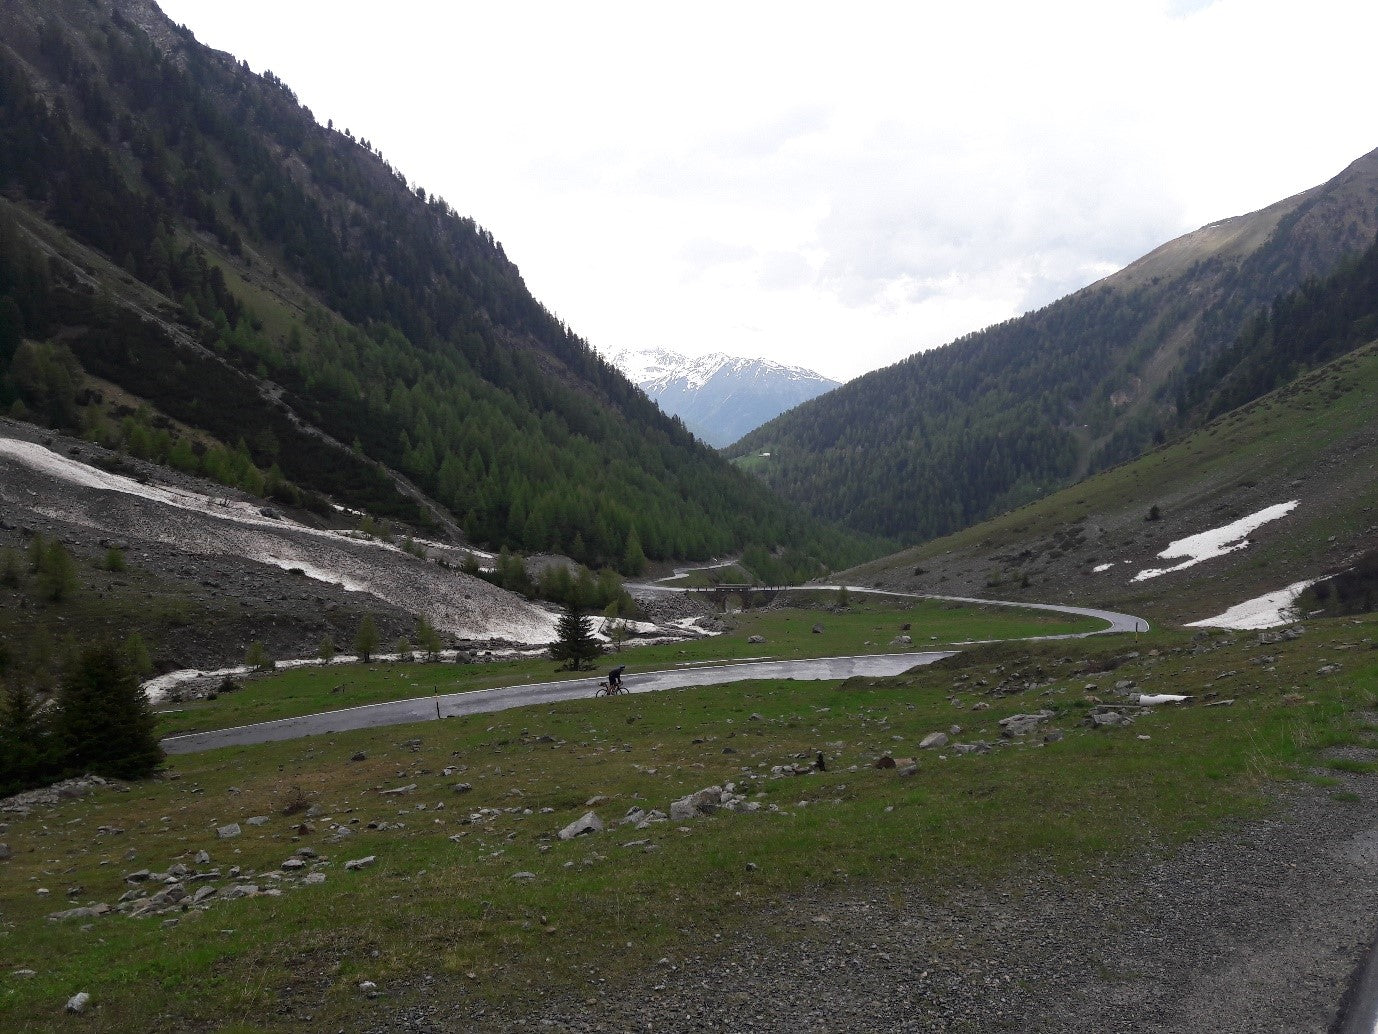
[608,664,626,692]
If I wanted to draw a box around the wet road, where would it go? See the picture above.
[160,652,957,754]
[161,589,1148,755]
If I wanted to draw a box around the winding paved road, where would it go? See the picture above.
[160,589,1147,755]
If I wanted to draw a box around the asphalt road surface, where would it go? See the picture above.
[160,589,1147,755]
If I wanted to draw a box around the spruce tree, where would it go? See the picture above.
[54,644,163,780]
[550,603,601,671]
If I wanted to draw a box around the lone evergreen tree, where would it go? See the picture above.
[355,614,379,662]
[54,644,163,780]
[550,603,602,671]
[416,615,443,662]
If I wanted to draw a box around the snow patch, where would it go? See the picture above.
[1184,579,1314,630]
[1131,502,1298,582]
[1092,563,1114,573]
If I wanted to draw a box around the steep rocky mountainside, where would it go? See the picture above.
[730,148,1378,544]
[0,0,864,578]
[610,348,839,447]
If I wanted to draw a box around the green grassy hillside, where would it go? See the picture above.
[839,336,1378,626]
[2,614,1375,1030]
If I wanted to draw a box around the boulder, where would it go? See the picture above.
[65,992,91,1014]
[558,811,604,840]
[919,732,949,750]
[811,624,825,634]
[747,635,765,644]
[344,856,377,871]
[216,823,241,839]
[998,712,1052,738]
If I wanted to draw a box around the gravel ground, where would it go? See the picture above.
[366,770,1378,1033]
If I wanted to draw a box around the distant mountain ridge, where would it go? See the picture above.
[729,147,1378,543]
[610,348,839,448]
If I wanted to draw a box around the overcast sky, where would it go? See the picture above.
[156,0,1378,382]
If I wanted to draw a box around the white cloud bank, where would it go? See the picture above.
[155,0,1378,381]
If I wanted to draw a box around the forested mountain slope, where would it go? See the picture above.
[837,237,1378,626]
[730,149,1378,544]
[0,0,869,578]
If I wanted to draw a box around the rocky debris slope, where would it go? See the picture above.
[361,772,1378,1033]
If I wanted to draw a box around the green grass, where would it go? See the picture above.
[846,340,1378,620]
[153,598,1104,737]
[3,616,1375,1031]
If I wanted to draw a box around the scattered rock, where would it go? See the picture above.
[511,871,536,881]
[891,635,912,646]
[558,811,605,840]
[345,856,377,871]
[999,712,1053,738]
[379,784,417,796]
[65,992,91,1014]
[246,815,270,826]
[812,624,825,634]
[919,732,949,750]
[216,823,241,839]
[747,635,766,644]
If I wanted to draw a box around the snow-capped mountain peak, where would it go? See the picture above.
[607,348,839,447]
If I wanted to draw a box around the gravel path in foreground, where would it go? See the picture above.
[369,767,1378,1033]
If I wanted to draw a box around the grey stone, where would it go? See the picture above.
[65,992,91,1014]
[124,869,151,883]
[194,850,210,865]
[747,635,766,644]
[246,815,270,826]
[380,783,417,796]
[999,712,1053,738]
[216,823,241,839]
[511,871,536,880]
[345,855,377,871]
[303,872,326,885]
[558,811,604,840]
[919,732,949,750]
[452,782,473,794]
[891,635,912,646]
[47,905,109,921]
[0,843,9,860]
[281,858,307,871]
[191,886,216,904]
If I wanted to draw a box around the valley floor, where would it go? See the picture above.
[370,770,1378,1033]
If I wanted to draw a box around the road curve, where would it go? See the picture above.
[160,587,1148,755]
[161,652,957,754]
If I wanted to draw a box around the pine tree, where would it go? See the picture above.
[549,603,602,671]
[0,678,55,794]
[54,644,163,780]
[416,615,443,662]
[354,614,379,662]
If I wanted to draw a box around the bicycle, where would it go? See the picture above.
[594,679,627,697]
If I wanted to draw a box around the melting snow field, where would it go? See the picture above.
[0,435,561,645]
[1132,501,1299,582]
[1185,579,1315,630]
